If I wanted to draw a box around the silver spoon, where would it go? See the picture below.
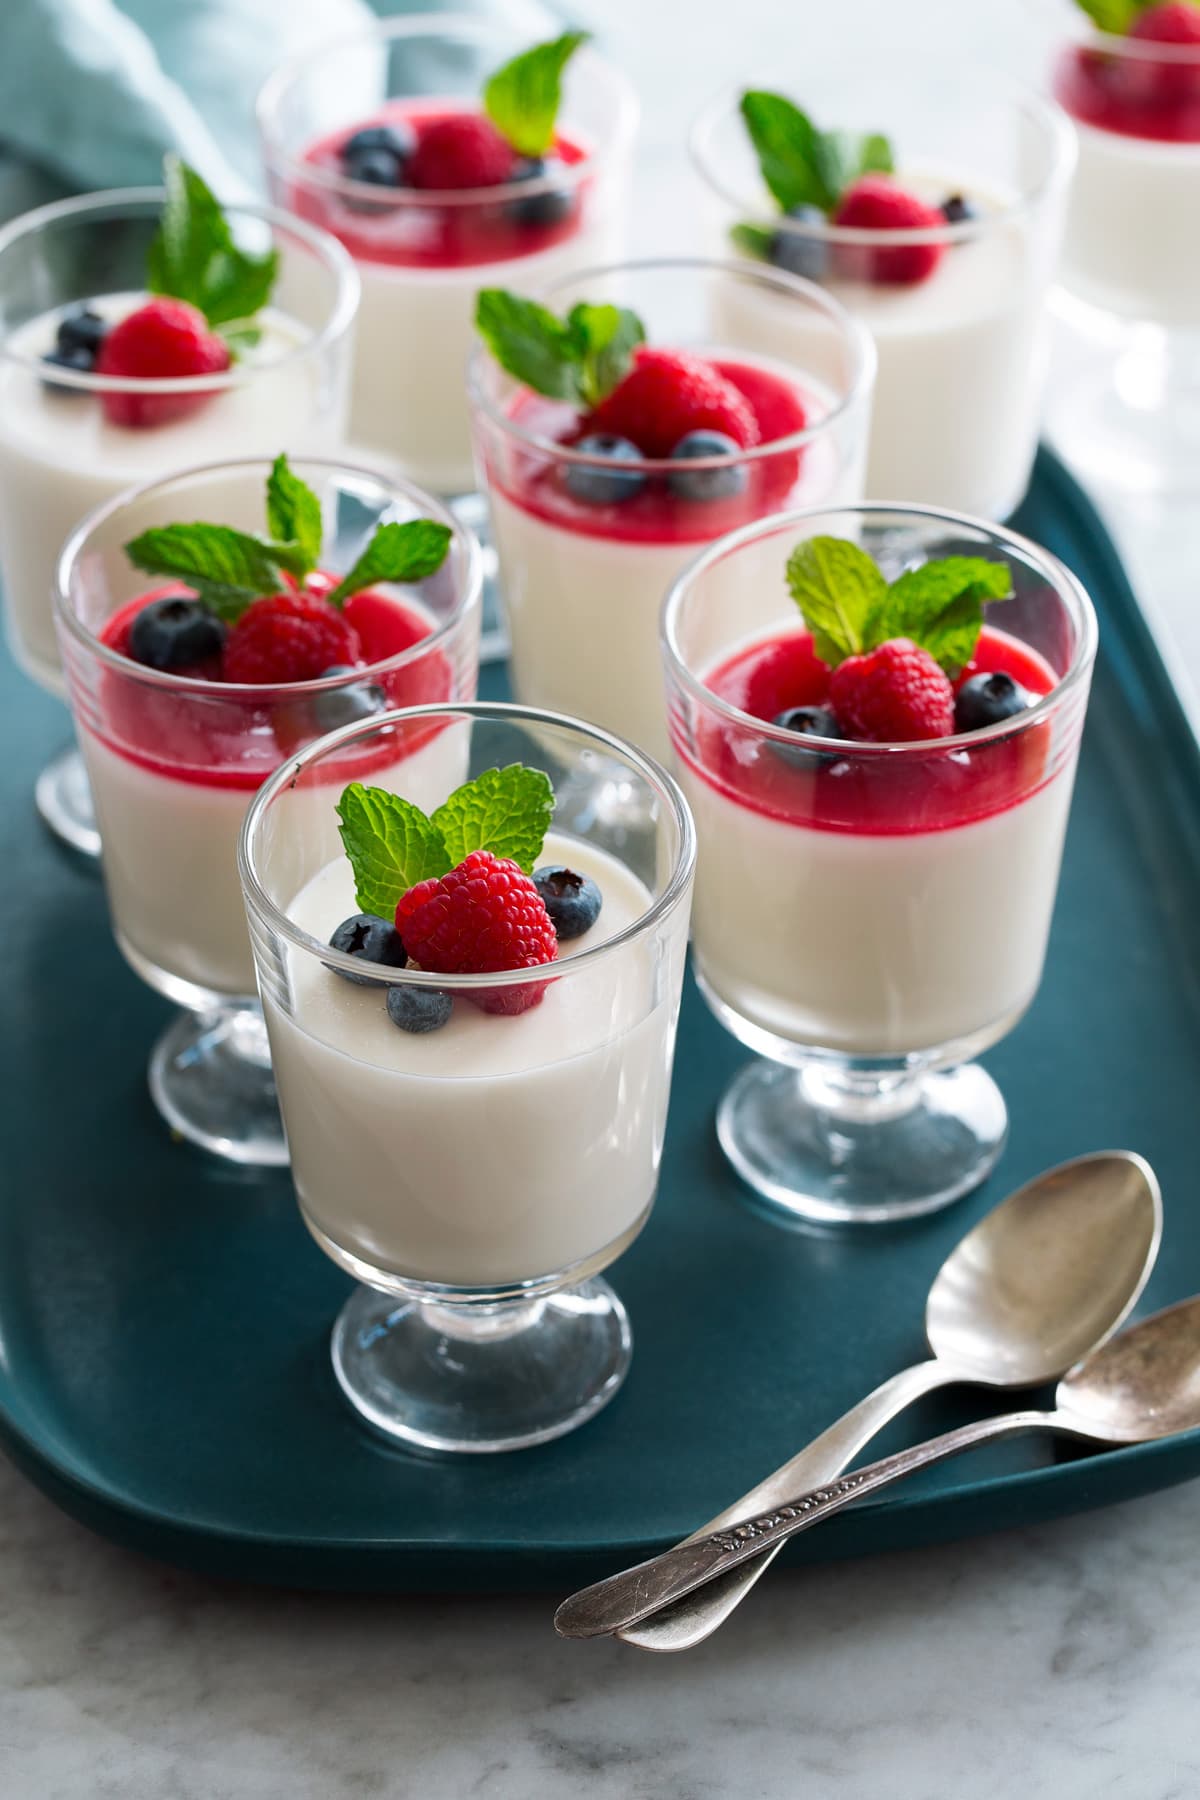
[558,1290,1200,1641]
[617,1151,1161,1653]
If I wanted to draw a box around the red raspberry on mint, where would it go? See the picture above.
[589,348,760,458]
[95,298,231,428]
[221,591,361,685]
[1129,2,1200,42]
[829,638,955,742]
[831,177,946,286]
[396,849,558,1015]
[407,115,517,189]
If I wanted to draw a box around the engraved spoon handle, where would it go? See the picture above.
[619,1357,954,1653]
[556,1407,1059,1640]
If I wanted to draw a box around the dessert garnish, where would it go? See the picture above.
[1072,0,1200,38]
[337,32,588,212]
[730,90,962,286]
[330,765,604,1026]
[120,453,450,684]
[475,289,804,503]
[774,538,1027,744]
[46,156,282,427]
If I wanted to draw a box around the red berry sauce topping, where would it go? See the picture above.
[683,625,1059,837]
[396,849,558,1014]
[1055,3,1200,142]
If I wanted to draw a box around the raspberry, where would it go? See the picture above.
[95,298,231,428]
[1129,2,1200,42]
[221,590,361,685]
[829,639,955,742]
[396,849,558,1015]
[831,177,946,286]
[590,348,760,458]
[407,114,518,189]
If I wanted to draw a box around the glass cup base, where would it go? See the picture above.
[330,1277,633,1453]
[148,1004,288,1167]
[35,746,101,859]
[717,1057,1008,1227]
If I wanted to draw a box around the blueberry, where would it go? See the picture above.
[344,146,405,188]
[56,306,107,361]
[533,865,603,941]
[128,597,226,671]
[769,204,828,282]
[954,672,1034,733]
[507,156,575,228]
[940,193,978,225]
[329,913,409,986]
[386,985,453,1033]
[40,346,95,394]
[311,664,387,732]
[563,434,647,505]
[343,123,415,163]
[769,704,843,772]
[666,430,748,502]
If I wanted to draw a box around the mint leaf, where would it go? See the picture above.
[325,520,452,610]
[218,322,262,357]
[266,455,322,576]
[147,155,278,331]
[483,31,589,157]
[432,765,554,874]
[336,784,450,920]
[855,132,895,180]
[880,557,1013,677]
[813,129,894,201]
[740,91,832,213]
[566,302,645,408]
[786,537,888,666]
[124,523,302,621]
[730,222,775,261]
[1072,0,1143,31]
[475,288,645,405]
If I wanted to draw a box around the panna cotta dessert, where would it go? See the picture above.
[691,71,1074,518]
[1054,1,1200,324]
[661,504,1096,1225]
[0,162,357,693]
[260,20,636,492]
[470,258,873,760]
[56,455,481,1165]
[239,707,695,1451]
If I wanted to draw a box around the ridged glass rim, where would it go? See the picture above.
[239,700,697,994]
[689,68,1076,248]
[466,254,876,474]
[257,13,638,211]
[0,187,360,394]
[660,500,1099,760]
[54,454,483,700]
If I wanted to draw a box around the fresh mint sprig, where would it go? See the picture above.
[125,454,452,624]
[147,156,279,352]
[786,538,1013,678]
[337,766,555,918]
[475,289,645,405]
[739,91,894,217]
[484,31,590,158]
[1071,0,1146,31]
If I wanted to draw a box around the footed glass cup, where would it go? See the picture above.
[0,187,358,856]
[239,703,695,1452]
[661,503,1096,1226]
[55,458,481,1166]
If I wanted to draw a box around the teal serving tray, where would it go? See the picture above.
[2,449,1199,1592]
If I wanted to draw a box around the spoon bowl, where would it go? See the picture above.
[1057,1294,1200,1443]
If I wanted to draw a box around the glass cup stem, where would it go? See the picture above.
[148,1001,288,1168]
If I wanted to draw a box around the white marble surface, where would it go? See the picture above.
[5,1,1200,1794]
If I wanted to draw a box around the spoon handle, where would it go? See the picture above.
[556,1406,1055,1640]
[618,1357,953,1653]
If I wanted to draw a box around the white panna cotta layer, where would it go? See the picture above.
[266,833,677,1289]
[1060,122,1200,326]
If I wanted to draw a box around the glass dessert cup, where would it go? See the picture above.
[661,504,1097,1227]
[238,702,695,1452]
[55,458,481,1167]
[469,255,874,765]
[258,14,637,501]
[0,187,359,857]
[1049,25,1200,494]
[690,63,1074,520]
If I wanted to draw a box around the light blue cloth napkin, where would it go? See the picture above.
[0,0,564,219]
